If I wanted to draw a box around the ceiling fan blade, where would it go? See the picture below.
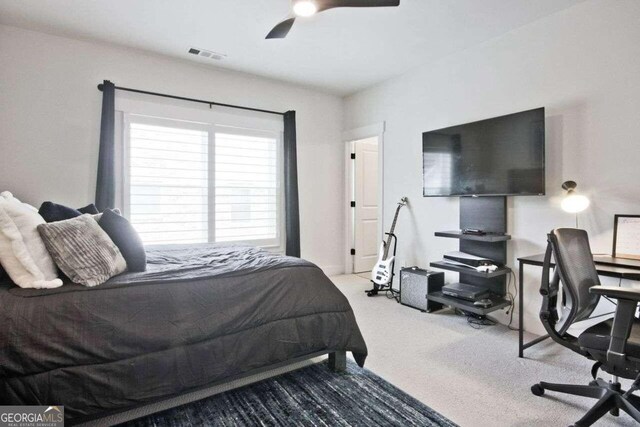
[266,17,296,39]
[317,0,400,13]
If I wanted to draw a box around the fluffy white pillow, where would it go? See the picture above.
[0,191,63,288]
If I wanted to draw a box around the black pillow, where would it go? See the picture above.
[39,202,82,223]
[78,204,100,215]
[98,209,146,272]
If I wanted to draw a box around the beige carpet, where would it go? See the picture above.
[332,274,636,427]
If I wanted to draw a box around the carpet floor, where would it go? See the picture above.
[122,360,456,427]
[333,274,637,426]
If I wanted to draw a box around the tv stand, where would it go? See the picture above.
[428,196,512,315]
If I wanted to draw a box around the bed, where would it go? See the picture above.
[0,244,368,425]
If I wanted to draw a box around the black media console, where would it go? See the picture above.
[427,196,512,316]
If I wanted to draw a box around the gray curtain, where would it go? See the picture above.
[95,80,115,211]
[283,111,300,257]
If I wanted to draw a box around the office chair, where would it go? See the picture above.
[531,228,640,426]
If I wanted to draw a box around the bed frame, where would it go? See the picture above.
[73,350,347,426]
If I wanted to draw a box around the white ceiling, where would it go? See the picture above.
[0,0,584,95]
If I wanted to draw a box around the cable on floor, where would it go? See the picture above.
[454,308,496,329]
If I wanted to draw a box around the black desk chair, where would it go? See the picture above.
[531,228,640,426]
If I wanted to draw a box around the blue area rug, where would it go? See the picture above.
[122,360,457,426]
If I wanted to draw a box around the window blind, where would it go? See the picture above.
[125,118,281,247]
[214,132,279,243]
[128,122,209,244]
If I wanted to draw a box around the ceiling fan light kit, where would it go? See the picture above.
[266,0,400,39]
[293,0,318,17]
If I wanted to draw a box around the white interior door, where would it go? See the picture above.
[353,137,379,273]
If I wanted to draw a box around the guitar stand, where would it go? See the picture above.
[365,233,399,301]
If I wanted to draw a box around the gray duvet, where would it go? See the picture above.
[0,244,367,422]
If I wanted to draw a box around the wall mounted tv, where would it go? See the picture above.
[422,107,545,197]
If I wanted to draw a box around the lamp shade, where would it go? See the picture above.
[561,194,590,213]
[560,180,590,213]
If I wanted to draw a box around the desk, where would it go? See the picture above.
[517,254,640,358]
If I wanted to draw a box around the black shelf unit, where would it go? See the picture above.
[429,261,511,278]
[427,291,511,316]
[428,196,511,315]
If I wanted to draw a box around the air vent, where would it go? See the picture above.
[188,47,226,61]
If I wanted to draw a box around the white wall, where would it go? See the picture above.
[344,0,640,334]
[0,24,345,274]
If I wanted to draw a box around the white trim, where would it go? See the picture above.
[320,265,346,277]
[121,113,130,216]
[118,108,284,251]
[114,111,126,213]
[341,122,385,142]
[342,122,385,274]
[126,113,211,130]
[115,96,283,133]
[343,140,355,274]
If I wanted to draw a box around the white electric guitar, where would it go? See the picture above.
[371,197,408,286]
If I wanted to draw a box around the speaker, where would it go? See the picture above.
[399,267,444,312]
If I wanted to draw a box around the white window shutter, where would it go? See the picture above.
[128,122,209,244]
[125,118,282,248]
[214,132,279,244]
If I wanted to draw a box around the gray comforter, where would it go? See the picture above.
[0,244,367,422]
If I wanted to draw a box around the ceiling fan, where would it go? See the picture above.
[266,0,400,39]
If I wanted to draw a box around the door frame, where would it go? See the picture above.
[343,122,385,274]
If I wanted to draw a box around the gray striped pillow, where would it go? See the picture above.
[37,214,127,287]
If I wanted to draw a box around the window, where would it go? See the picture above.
[128,122,209,244]
[123,115,282,248]
[214,132,278,243]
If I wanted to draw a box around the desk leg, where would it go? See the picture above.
[518,260,524,358]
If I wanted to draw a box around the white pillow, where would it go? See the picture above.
[0,191,63,289]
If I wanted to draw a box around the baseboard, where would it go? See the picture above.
[319,264,345,276]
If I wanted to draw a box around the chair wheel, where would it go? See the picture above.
[531,384,545,396]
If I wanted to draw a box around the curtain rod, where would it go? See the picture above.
[97,82,286,116]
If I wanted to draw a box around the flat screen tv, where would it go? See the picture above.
[422,107,545,197]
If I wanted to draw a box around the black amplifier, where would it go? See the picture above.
[399,267,444,312]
